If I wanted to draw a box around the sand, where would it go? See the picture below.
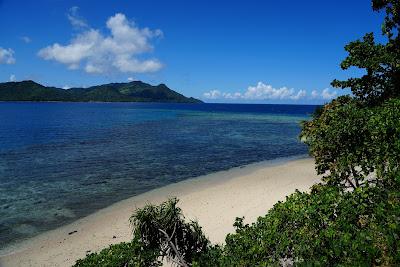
[0,157,320,267]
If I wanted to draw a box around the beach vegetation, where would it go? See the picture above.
[194,180,400,266]
[73,239,161,267]
[300,97,400,189]
[74,198,209,267]
[331,0,400,106]
[301,0,400,189]
[129,198,210,266]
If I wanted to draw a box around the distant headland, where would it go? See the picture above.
[0,80,202,103]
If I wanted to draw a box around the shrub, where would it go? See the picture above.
[73,239,161,267]
[195,180,400,266]
[300,97,400,189]
[130,198,210,266]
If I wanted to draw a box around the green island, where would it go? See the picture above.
[0,80,202,103]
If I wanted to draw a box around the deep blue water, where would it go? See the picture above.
[0,102,316,249]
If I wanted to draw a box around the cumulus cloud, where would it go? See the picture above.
[203,90,222,99]
[127,77,134,82]
[321,88,337,99]
[292,90,307,100]
[62,85,71,89]
[20,36,31,43]
[310,88,337,100]
[203,82,307,101]
[243,82,306,100]
[38,11,163,74]
[311,90,319,98]
[9,74,16,82]
[203,83,339,102]
[0,47,16,64]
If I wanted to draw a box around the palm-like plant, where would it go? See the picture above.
[130,198,210,266]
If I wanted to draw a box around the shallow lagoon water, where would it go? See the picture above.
[0,102,317,248]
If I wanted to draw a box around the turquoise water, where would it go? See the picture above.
[0,102,316,248]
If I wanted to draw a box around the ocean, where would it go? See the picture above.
[0,102,317,249]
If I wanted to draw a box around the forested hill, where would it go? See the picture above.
[0,80,203,103]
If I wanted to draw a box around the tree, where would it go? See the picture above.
[301,97,400,189]
[331,0,400,105]
[130,198,210,267]
[301,0,400,188]
[372,0,400,39]
[195,181,400,266]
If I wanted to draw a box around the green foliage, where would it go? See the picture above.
[191,245,226,267]
[311,104,324,119]
[331,33,399,104]
[74,198,210,267]
[300,97,400,188]
[0,80,203,103]
[297,0,400,189]
[331,1,399,105]
[73,239,161,267]
[372,0,400,39]
[130,198,210,266]
[195,181,400,266]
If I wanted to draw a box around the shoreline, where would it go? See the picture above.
[0,155,306,253]
[0,156,319,267]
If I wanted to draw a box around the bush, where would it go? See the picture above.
[130,198,210,266]
[195,180,400,266]
[73,239,161,267]
[74,198,210,267]
[300,97,400,189]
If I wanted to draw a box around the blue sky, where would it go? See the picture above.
[0,0,385,104]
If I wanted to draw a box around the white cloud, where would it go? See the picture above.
[291,89,307,100]
[38,11,163,74]
[203,90,222,99]
[321,88,337,99]
[309,88,337,100]
[127,77,134,82]
[203,83,340,102]
[0,47,16,64]
[203,82,307,101]
[9,74,16,82]
[67,6,89,29]
[244,82,304,100]
[311,90,319,98]
[20,36,31,43]
[62,85,71,89]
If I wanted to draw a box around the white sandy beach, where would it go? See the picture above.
[0,157,320,267]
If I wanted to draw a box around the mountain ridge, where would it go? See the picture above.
[0,80,203,103]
